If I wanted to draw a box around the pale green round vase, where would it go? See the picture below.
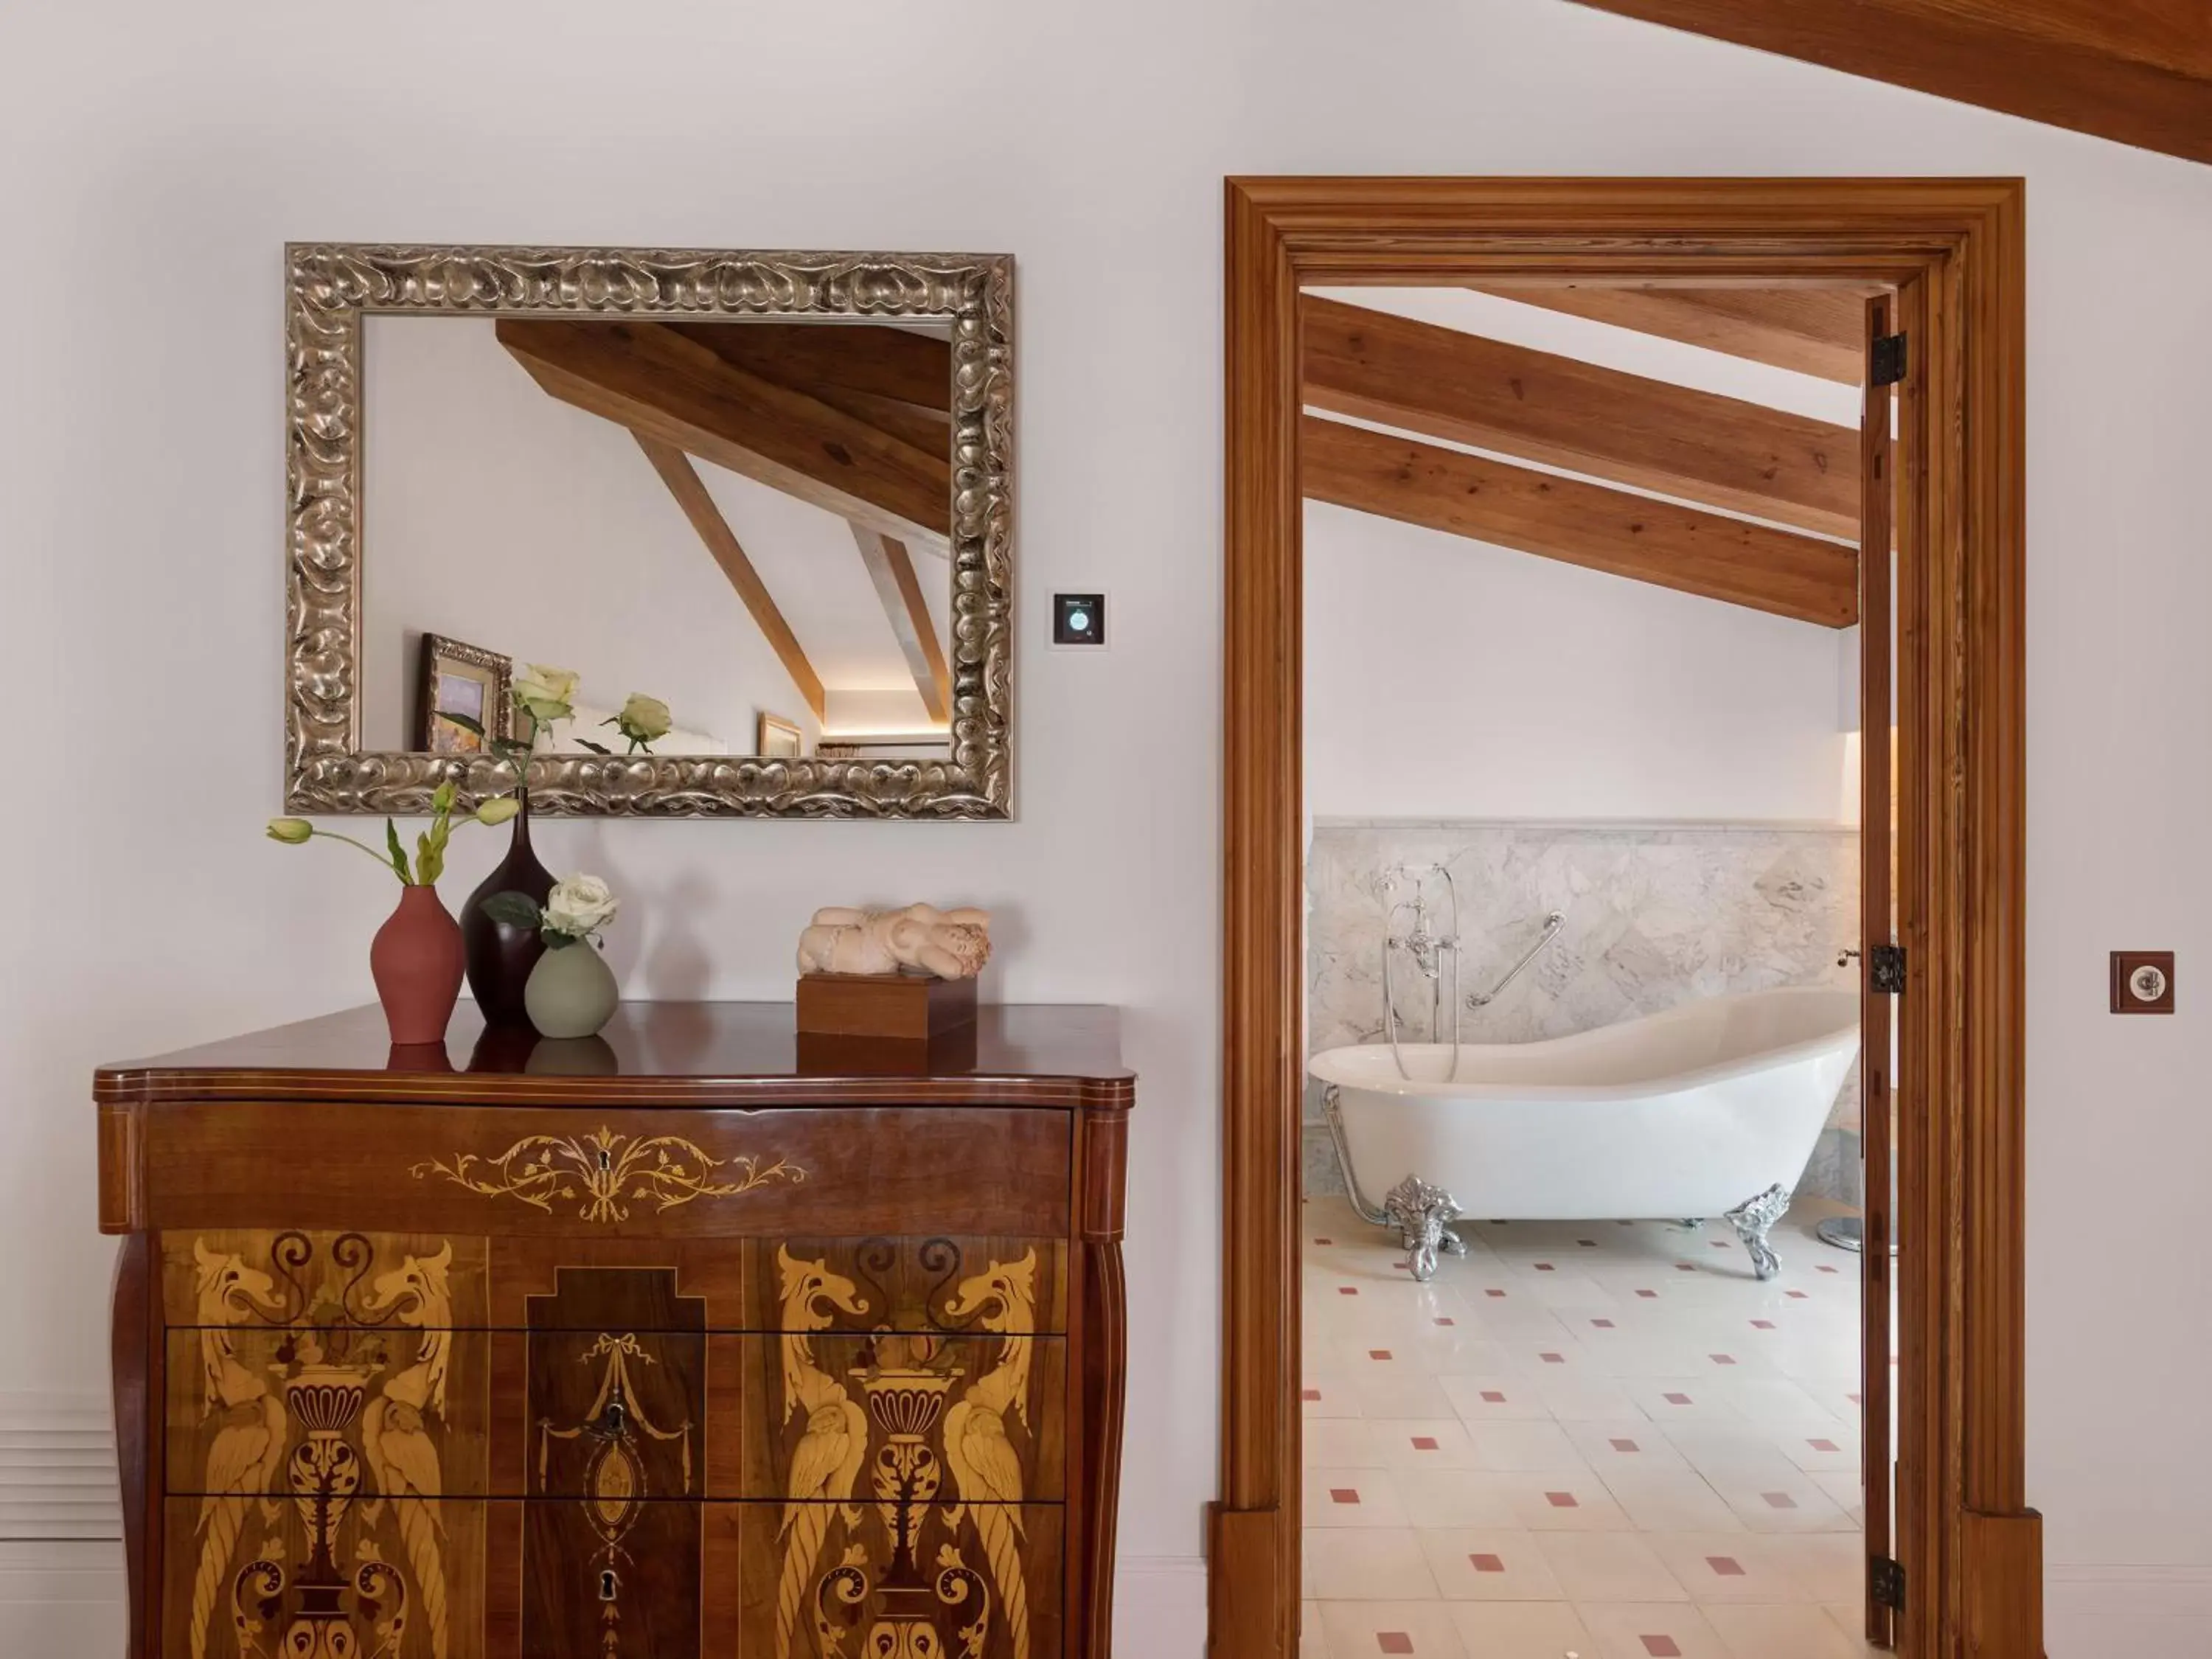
[523,941,619,1039]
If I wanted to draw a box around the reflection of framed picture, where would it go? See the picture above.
[415,633,512,754]
[757,712,804,759]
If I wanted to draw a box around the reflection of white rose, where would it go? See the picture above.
[544,872,619,942]
[512,664,580,728]
[613,693,672,750]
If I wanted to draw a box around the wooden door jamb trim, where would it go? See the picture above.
[1215,175,2034,1659]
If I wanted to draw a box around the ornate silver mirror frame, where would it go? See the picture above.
[285,243,1013,818]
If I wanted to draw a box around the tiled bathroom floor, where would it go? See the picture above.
[1301,1193,1882,1659]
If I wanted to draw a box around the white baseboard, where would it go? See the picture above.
[1113,1554,1208,1658]
[2048,1562,2212,1658]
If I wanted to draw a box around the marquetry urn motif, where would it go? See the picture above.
[98,1000,1132,1659]
[161,1230,488,1659]
[771,1248,1049,1659]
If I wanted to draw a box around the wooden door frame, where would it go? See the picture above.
[1214,177,2037,1659]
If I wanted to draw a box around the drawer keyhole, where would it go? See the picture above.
[604,1402,626,1436]
[599,1568,619,1602]
[596,1147,613,1173]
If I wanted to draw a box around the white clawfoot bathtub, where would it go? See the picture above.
[1310,987,1860,1281]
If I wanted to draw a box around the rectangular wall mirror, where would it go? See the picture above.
[285,245,1013,818]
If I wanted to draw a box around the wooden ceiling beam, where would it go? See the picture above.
[1562,0,2212,165]
[1302,413,1859,629]
[498,317,950,549]
[850,525,953,725]
[1464,285,1870,383]
[633,435,827,723]
[1301,295,1860,538]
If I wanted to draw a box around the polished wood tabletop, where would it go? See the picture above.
[94,999,1133,1110]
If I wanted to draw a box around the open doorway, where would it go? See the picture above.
[1294,280,1893,1658]
[1214,179,2034,1659]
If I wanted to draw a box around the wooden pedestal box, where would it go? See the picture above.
[796,970,978,1041]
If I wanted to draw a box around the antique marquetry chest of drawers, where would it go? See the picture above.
[94,1001,1133,1659]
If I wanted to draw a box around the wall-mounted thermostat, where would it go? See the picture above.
[1051,591,1107,648]
[2111,950,2176,1014]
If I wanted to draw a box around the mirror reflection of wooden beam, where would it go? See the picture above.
[1302,413,1859,629]
[1463,285,1869,383]
[498,317,950,549]
[849,524,952,724]
[660,321,951,430]
[633,435,827,722]
[1302,295,1860,538]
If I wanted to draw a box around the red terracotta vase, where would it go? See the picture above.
[369,885,466,1046]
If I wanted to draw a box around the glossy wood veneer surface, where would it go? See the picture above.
[94,1001,1133,1108]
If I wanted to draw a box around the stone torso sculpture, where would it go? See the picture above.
[795,904,992,980]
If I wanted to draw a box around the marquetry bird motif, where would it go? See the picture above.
[773,1247,872,1659]
[360,1242,455,1659]
[188,1242,288,1659]
[940,1251,1040,1659]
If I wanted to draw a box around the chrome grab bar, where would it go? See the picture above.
[1465,911,1567,1009]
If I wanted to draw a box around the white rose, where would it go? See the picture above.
[544,872,619,942]
[515,664,579,703]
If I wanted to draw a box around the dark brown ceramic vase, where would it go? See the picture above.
[462,788,555,1028]
[369,885,466,1046]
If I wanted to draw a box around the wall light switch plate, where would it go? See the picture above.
[1051,591,1107,649]
[2111,950,2176,1014]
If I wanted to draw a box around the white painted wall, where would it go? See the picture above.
[5,1,2212,1649]
[1305,498,1852,822]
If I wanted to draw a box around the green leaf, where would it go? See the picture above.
[574,738,612,757]
[383,818,413,884]
[416,813,452,887]
[441,711,487,738]
[481,891,544,931]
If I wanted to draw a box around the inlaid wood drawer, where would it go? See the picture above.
[158,1495,1068,1659]
[161,1232,1068,1496]
[132,1104,1073,1237]
[155,1225,1075,1656]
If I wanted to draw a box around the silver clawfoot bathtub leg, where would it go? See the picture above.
[1383,1175,1466,1283]
[1725,1183,1791,1281]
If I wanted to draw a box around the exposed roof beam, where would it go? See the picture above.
[1465,285,1868,383]
[1562,0,2212,165]
[1302,413,1858,629]
[850,524,953,725]
[1302,295,1860,538]
[633,434,827,722]
[498,318,950,549]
